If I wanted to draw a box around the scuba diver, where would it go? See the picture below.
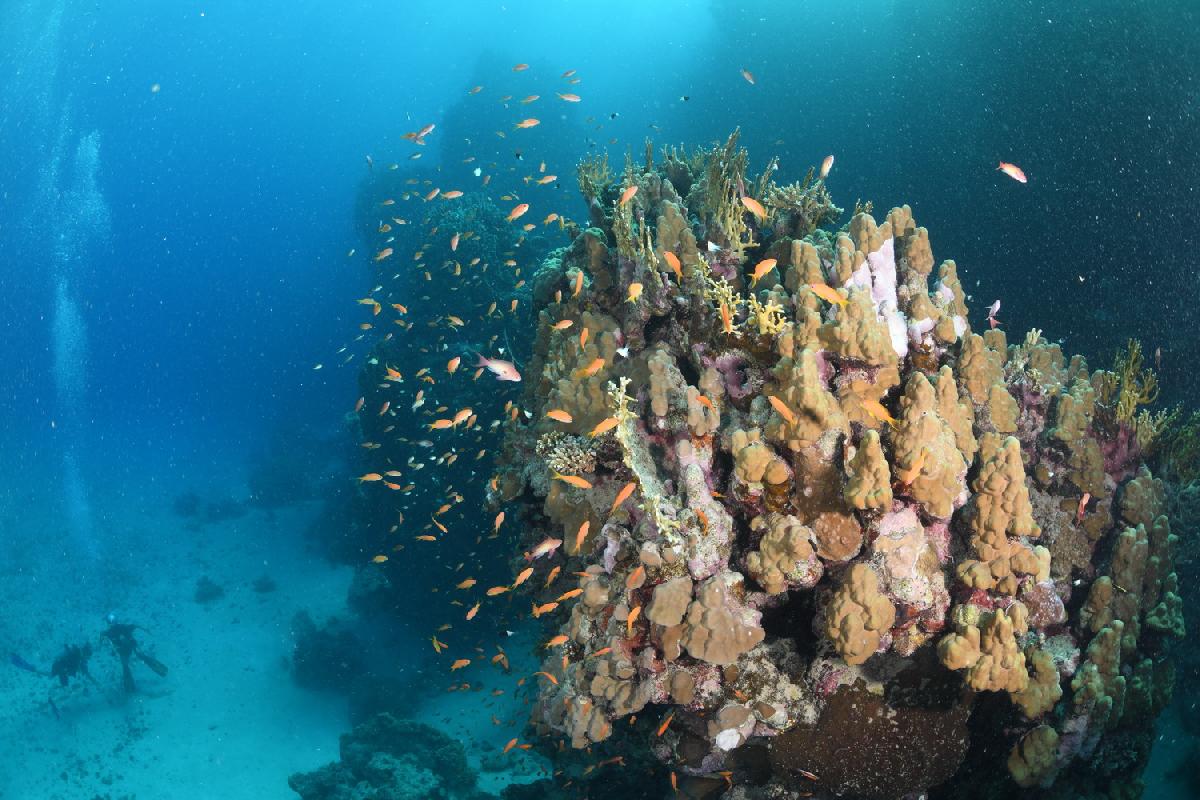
[100,614,168,693]
[9,642,98,718]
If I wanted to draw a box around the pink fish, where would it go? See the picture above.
[987,299,1001,329]
[525,537,563,561]
[477,355,522,382]
[997,161,1027,183]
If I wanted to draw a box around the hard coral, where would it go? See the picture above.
[490,132,1182,797]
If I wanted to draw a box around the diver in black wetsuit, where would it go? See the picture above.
[100,615,168,693]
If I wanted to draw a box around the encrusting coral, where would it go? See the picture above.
[486,132,1185,798]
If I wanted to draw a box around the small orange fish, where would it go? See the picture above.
[626,565,645,589]
[663,250,683,281]
[807,282,849,308]
[450,659,470,671]
[520,94,540,104]
[610,481,637,514]
[371,555,388,563]
[358,473,383,482]
[450,233,460,251]
[626,282,643,303]
[740,196,767,219]
[545,566,561,587]
[575,520,590,552]
[424,187,440,201]
[820,154,835,179]
[740,67,755,84]
[862,397,898,429]
[493,511,505,532]
[543,212,559,224]
[557,92,581,102]
[719,301,735,334]
[575,358,605,379]
[354,396,365,412]
[544,634,569,648]
[466,602,480,620]
[557,588,583,602]
[536,175,557,184]
[442,190,463,199]
[534,670,559,685]
[589,417,620,438]
[750,258,777,286]
[656,711,675,737]
[897,448,926,485]
[997,161,1027,183]
[506,203,530,222]
[671,772,679,793]
[375,247,394,261]
[513,566,534,588]
[546,409,574,423]
[579,327,589,348]
[415,534,437,542]
[626,605,641,634]
[456,578,477,589]
[503,738,519,754]
[551,319,574,331]
[767,395,798,426]
[573,270,584,297]
[696,394,715,412]
[532,601,559,617]
[512,63,529,71]
[554,473,593,490]
[486,585,510,596]
[514,118,540,129]
[1077,491,1091,523]
[618,185,638,206]
[447,356,461,373]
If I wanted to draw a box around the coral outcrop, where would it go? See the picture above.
[487,132,1185,798]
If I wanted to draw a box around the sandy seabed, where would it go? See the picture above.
[0,441,546,799]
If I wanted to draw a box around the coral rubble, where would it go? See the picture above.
[489,133,1185,798]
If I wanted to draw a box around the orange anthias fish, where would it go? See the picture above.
[766,395,798,426]
[626,282,643,303]
[862,397,898,429]
[807,282,849,308]
[740,196,767,219]
[618,185,638,206]
[997,161,1027,183]
[573,270,584,297]
[750,258,777,286]
[514,118,541,129]
[663,250,683,281]
[554,473,593,490]
[546,408,574,423]
[450,659,471,671]
[610,481,637,514]
[544,634,569,648]
[589,417,620,438]
[719,301,735,334]
[527,537,563,560]
[506,203,530,222]
[740,67,756,84]
[513,566,534,587]
[557,92,581,102]
[574,520,590,552]
[575,357,605,378]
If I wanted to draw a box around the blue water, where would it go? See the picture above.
[0,1,1196,798]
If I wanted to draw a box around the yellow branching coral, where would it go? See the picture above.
[577,152,611,204]
[746,294,788,336]
[1111,339,1159,423]
[691,129,757,258]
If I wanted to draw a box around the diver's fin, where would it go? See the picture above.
[10,653,45,675]
[137,651,168,678]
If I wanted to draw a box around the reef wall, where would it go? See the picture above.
[489,132,1186,798]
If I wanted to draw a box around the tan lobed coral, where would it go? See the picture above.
[681,571,765,665]
[824,563,896,665]
[746,513,822,594]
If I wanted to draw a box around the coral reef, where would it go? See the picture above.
[288,713,487,800]
[487,133,1185,798]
